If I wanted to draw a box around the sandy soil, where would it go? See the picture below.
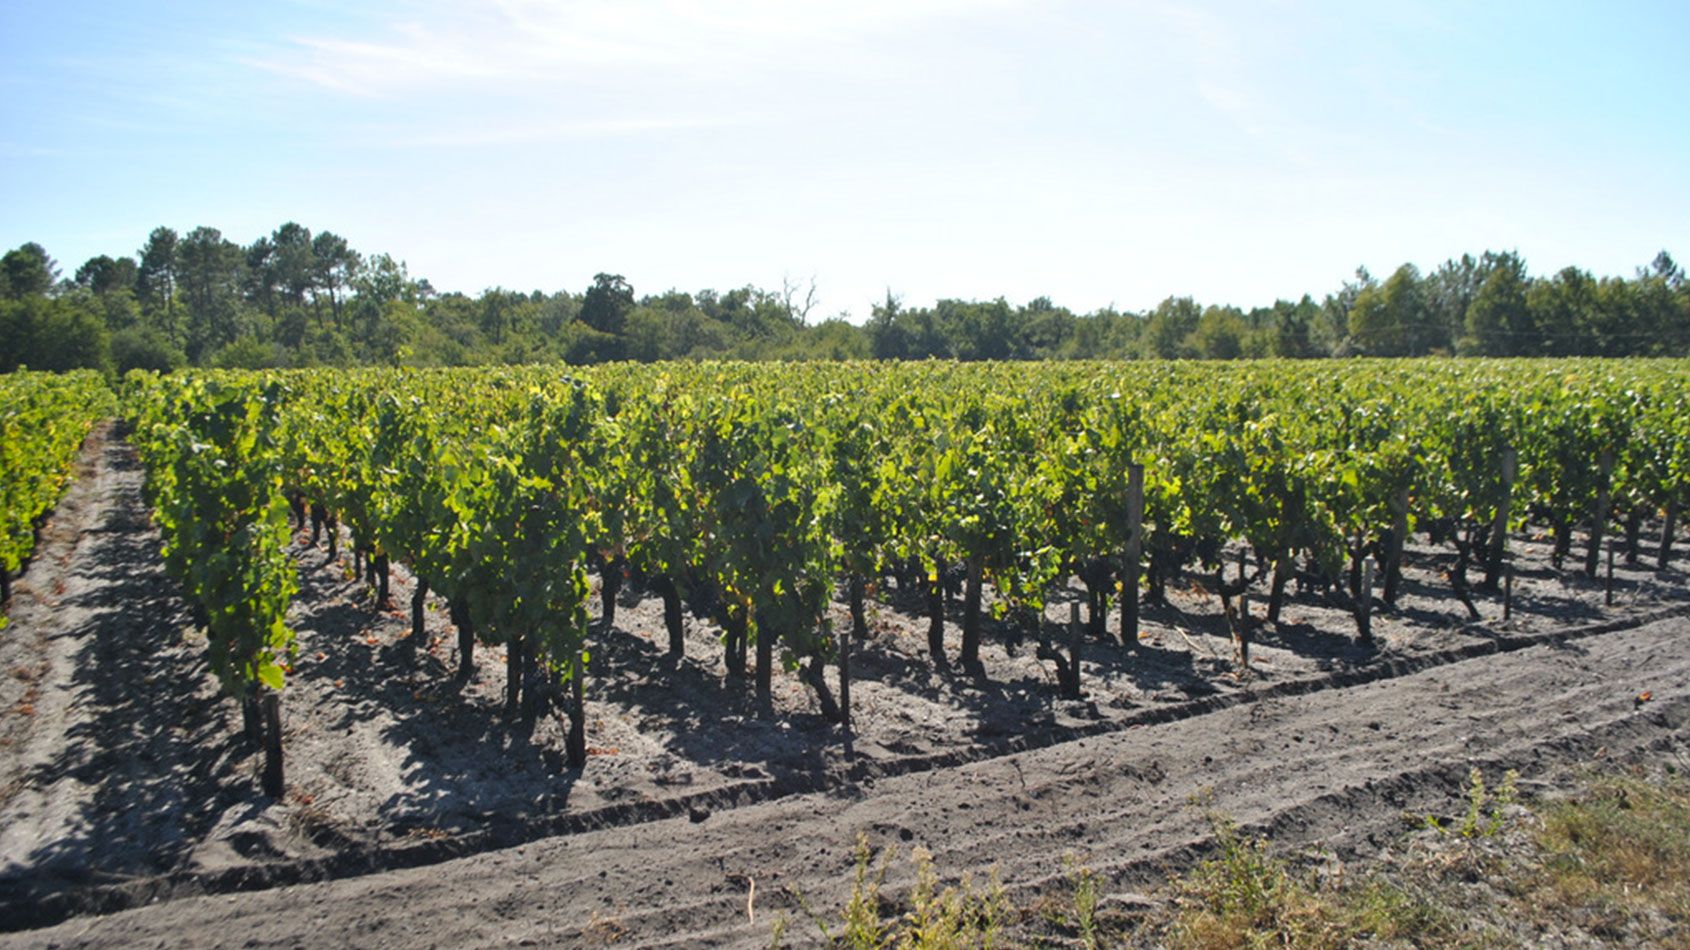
[0,427,1686,945]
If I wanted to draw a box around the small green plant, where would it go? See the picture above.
[791,834,1007,949]
[1174,814,1294,942]
[1166,811,1452,949]
[902,845,1009,948]
[1064,853,1101,950]
[798,833,892,949]
[1424,767,1519,839]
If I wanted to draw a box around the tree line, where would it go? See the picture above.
[2,223,1686,375]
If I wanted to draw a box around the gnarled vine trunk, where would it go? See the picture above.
[450,596,475,680]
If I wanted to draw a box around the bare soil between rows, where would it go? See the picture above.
[1,425,1686,941]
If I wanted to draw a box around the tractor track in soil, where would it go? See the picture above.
[8,614,1685,948]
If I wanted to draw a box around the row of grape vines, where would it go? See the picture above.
[0,370,114,626]
[119,359,1690,793]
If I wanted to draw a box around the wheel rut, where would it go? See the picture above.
[6,612,1685,947]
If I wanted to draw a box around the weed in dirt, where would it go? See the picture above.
[784,833,1008,949]
[1030,852,1106,948]
[585,908,630,944]
[903,846,1009,947]
[1424,767,1519,839]
[778,770,1684,948]
[1529,772,1690,941]
[1064,853,1101,949]
[786,833,891,948]
[1162,812,1458,949]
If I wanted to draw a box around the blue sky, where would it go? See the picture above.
[3,1,1687,319]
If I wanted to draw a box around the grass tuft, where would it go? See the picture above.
[1166,812,1456,949]
[792,833,1008,949]
[1532,772,1690,938]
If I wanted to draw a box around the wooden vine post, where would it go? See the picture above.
[1484,447,1517,590]
[1585,449,1614,578]
[1605,539,1616,607]
[1066,603,1083,699]
[926,561,948,670]
[567,644,586,768]
[961,558,984,667]
[505,633,524,717]
[755,608,774,712]
[836,621,851,730]
[1503,565,1514,621]
[1121,461,1144,648]
[1356,557,1376,643]
[405,577,427,667]
[1236,547,1249,631]
[1229,548,1252,671]
[1383,485,1410,607]
[1661,499,1680,570]
[1266,486,1300,625]
[261,690,284,798]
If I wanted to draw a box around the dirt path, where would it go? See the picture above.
[6,612,1684,948]
[0,426,273,900]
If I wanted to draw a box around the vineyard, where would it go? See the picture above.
[117,359,1690,785]
[2,359,1689,942]
[0,371,113,622]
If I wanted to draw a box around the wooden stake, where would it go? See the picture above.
[406,577,427,667]
[261,691,284,798]
[1122,462,1144,647]
[567,646,586,768]
[1236,546,1249,628]
[1605,539,1616,607]
[1585,449,1614,578]
[1268,485,1300,624]
[836,621,851,730]
[1067,602,1083,699]
[1660,499,1679,571]
[1503,565,1514,621]
[1484,447,1516,590]
[926,563,947,671]
[755,608,773,712]
[961,558,984,667]
[505,632,523,717]
[1384,485,1410,606]
[1356,557,1375,643]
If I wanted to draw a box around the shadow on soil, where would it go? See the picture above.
[0,443,249,899]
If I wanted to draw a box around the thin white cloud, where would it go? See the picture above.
[1139,2,1264,131]
[364,113,756,149]
[247,0,1024,97]
[1123,0,1341,170]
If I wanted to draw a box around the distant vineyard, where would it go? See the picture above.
[117,359,1690,794]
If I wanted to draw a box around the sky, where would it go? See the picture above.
[3,0,1688,320]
